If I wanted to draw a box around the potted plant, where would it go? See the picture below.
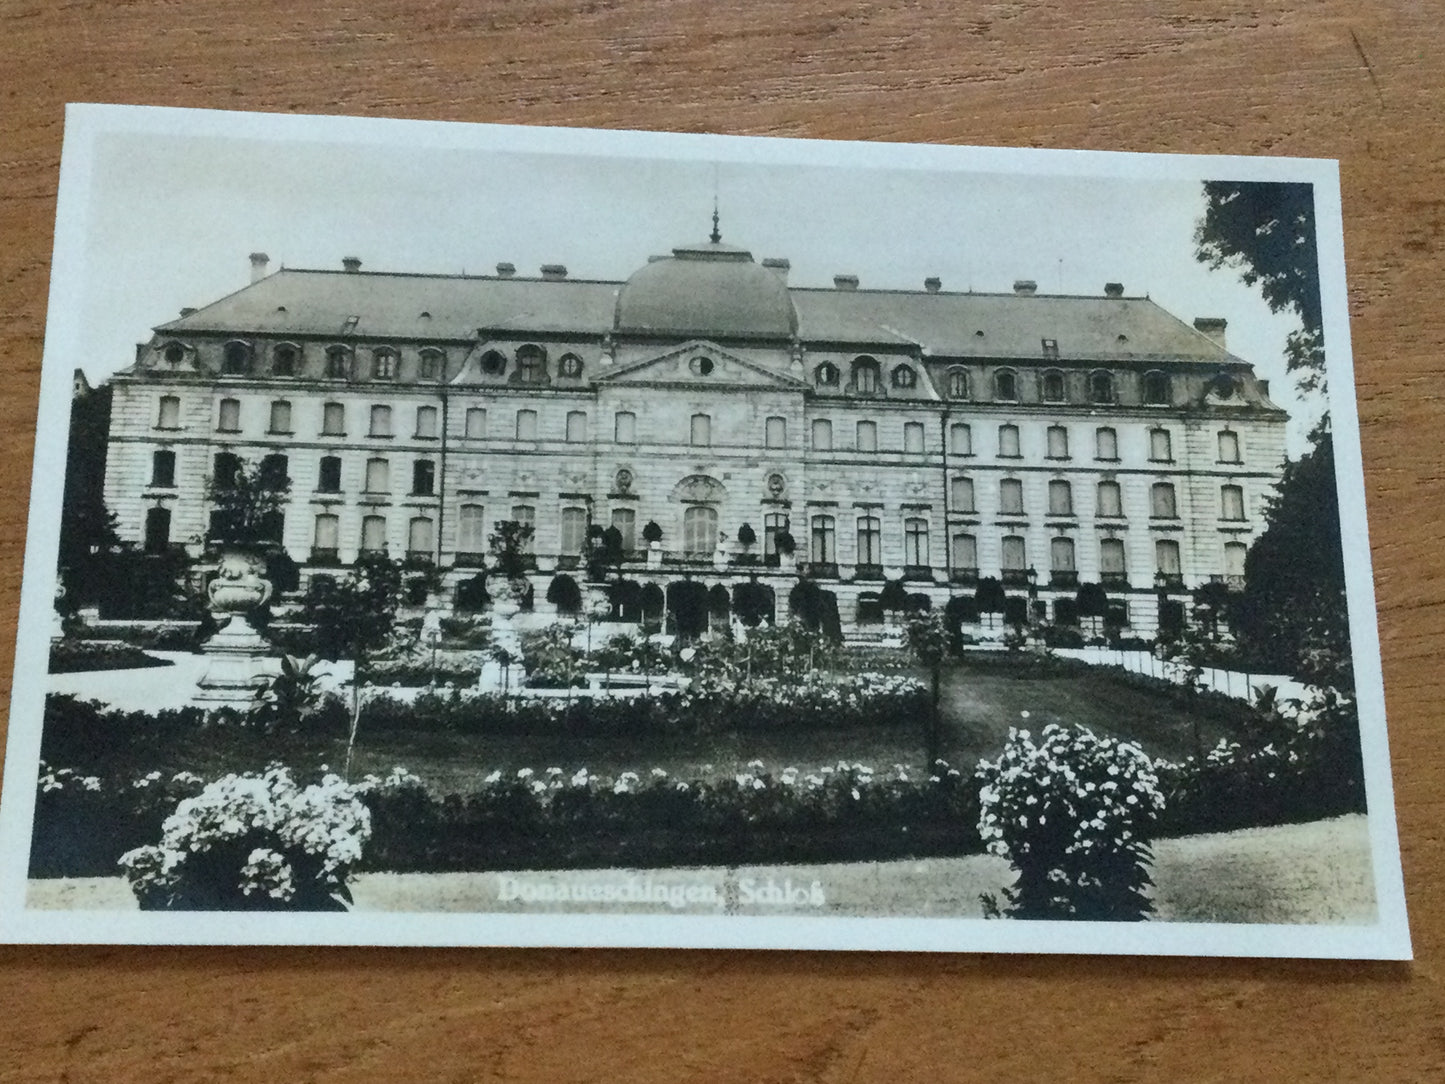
[735,522,758,566]
[642,520,663,569]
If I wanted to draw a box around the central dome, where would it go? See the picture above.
[614,242,797,338]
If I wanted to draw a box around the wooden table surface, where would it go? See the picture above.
[1,2,1442,1079]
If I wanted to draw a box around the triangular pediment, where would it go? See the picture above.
[598,340,806,390]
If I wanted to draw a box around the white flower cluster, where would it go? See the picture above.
[119,765,371,905]
[36,762,101,794]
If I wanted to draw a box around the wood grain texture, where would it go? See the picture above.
[1,1,1443,1079]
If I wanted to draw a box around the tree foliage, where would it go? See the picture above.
[301,552,404,666]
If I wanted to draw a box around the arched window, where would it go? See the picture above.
[950,476,975,513]
[516,344,548,383]
[903,421,925,454]
[364,457,389,493]
[371,349,398,380]
[458,504,487,556]
[1046,425,1069,459]
[993,369,1018,401]
[1221,484,1246,521]
[156,395,180,429]
[810,514,836,564]
[322,402,345,436]
[1000,478,1025,516]
[848,420,873,452]
[268,400,292,434]
[1088,370,1115,404]
[222,341,252,375]
[324,346,351,379]
[272,343,299,376]
[690,413,711,446]
[565,410,587,442]
[1097,481,1123,518]
[418,348,444,380]
[1095,426,1119,461]
[1042,370,1066,402]
[682,506,718,555]
[516,409,538,441]
[950,422,972,456]
[1048,480,1073,516]
[150,450,175,488]
[217,398,241,433]
[415,405,438,438]
[1149,428,1173,462]
[814,362,839,387]
[765,416,787,448]
[480,350,507,376]
[369,405,392,437]
[143,507,171,554]
[891,364,917,389]
[464,407,487,439]
[1143,370,1170,405]
[903,517,929,568]
[360,515,387,554]
[811,418,832,450]
[852,356,880,394]
[947,368,969,399]
[614,410,636,443]
[558,353,584,378]
[856,514,882,567]
[998,423,1021,458]
[1218,429,1242,463]
[411,459,435,496]
[1151,482,1177,518]
[317,455,341,493]
[560,507,588,556]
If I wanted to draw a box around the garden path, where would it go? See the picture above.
[1050,647,1313,703]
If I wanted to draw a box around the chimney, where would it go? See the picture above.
[540,264,568,280]
[1104,282,1124,298]
[924,277,942,294]
[1013,279,1037,296]
[342,256,362,273]
[762,257,791,281]
[249,252,269,283]
[179,307,197,317]
[1258,378,1270,397]
[1194,316,1228,347]
[833,274,859,291]
[495,262,516,278]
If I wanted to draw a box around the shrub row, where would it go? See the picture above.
[48,641,174,674]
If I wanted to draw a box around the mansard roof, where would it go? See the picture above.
[156,265,1241,366]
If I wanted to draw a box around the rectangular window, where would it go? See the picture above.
[458,504,487,555]
[683,506,718,555]
[950,422,972,456]
[811,418,832,451]
[360,515,387,553]
[322,402,345,435]
[1000,478,1025,516]
[1046,425,1069,459]
[856,420,877,452]
[1156,538,1182,576]
[857,515,882,566]
[566,410,587,443]
[314,513,339,551]
[998,424,1021,458]
[764,512,788,561]
[269,400,292,434]
[465,407,487,439]
[950,476,975,513]
[150,450,175,488]
[412,459,436,496]
[157,395,180,429]
[1095,427,1118,461]
[1097,481,1123,517]
[1225,540,1248,578]
[611,508,636,552]
[415,405,438,438]
[1221,484,1246,521]
[317,455,342,493]
[364,457,389,493]
[217,398,240,432]
[1150,428,1172,462]
[765,416,787,448]
[1151,482,1177,518]
[951,533,978,572]
[369,405,392,437]
[560,507,588,555]
[810,515,836,564]
[516,409,538,441]
[407,517,434,557]
[904,421,925,454]
[903,517,929,567]
[325,348,350,380]
[690,413,711,447]
[511,505,536,554]
[1051,537,1076,572]
[1100,538,1127,576]
[1048,480,1073,516]
[1001,535,1027,572]
[615,411,637,444]
[1219,430,1242,463]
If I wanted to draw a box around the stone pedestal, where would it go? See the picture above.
[479,590,526,693]
[193,613,279,709]
[646,542,662,570]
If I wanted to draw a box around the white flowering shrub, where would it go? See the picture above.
[119,766,371,911]
[978,724,1164,921]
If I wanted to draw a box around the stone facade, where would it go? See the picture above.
[101,238,1287,635]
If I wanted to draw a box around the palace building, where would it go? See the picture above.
[101,226,1287,636]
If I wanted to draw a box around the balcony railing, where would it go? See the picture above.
[950,567,979,585]
[1101,571,1130,588]
[902,565,934,582]
[1001,569,1031,587]
[405,550,435,566]
[1156,572,1186,590]
[308,547,340,566]
[1208,573,1246,592]
[803,561,839,579]
[453,551,487,568]
[853,563,884,581]
[555,555,581,571]
[1049,570,1079,588]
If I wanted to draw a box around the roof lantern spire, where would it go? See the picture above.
[710,197,721,245]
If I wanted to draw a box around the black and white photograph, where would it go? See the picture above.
[0,104,1409,957]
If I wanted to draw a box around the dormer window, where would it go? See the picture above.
[372,350,398,381]
[815,362,840,387]
[852,356,880,395]
[480,350,507,376]
[418,349,444,380]
[558,353,584,378]
[222,341,252,375]
[1143,370,1170,405]
[162,342,187,365]
[517,344,548,383]
[993,369,1018,402]
[325,346,351,379]
[1041,370,1066,403]
[272,343,299,377]
[947,368,969,399]
[1041,338,1059,358]
[1088,370,1115,404]
[891,364,917,389]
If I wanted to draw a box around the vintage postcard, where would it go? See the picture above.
[0,104,1410,957]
